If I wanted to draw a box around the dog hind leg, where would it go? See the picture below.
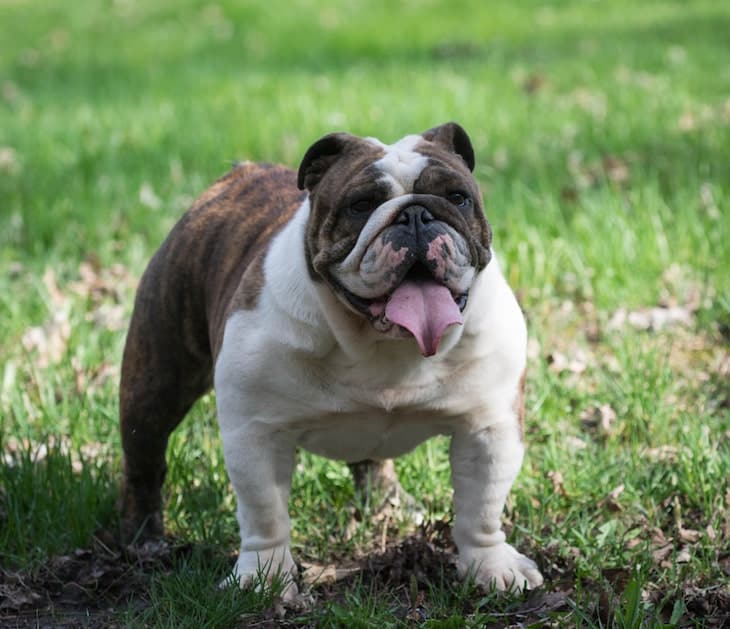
[348,459,424,524]
[118,306,212,544]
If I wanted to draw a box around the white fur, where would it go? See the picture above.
[367,134,430,196]
[215,164,542,596]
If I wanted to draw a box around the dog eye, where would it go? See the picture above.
[447,192,469,208]
[349,199,376,214]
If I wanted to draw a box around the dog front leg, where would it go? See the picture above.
[450,423,543,592]
[219,422,298,600]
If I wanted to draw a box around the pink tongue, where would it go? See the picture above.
[384,280,463,357]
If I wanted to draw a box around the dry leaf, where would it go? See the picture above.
[580,404,617,435]
[602,156,630,185]
[547,351,568,373]
[72,261,136,303]
[652,543,674,564]
[678,527,701,544]
[608,305,693,332]
[547,350,588,374]
[527,337,541,361]
[676,546,691,564]
[300,562,359,586]
[651,528,671,547]
[599,484,625,512]
[0,582,43,611]
[21,311,70,368]
[643,445,681,463]
[547,470,566,495]
[89,303,127,331]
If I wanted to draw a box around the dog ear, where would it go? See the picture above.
[421,122,475,172]
[298,132,359,191]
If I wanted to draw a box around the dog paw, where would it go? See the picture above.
[458,543,543,593]
[226,546,299,602]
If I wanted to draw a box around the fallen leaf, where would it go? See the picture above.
[652,543,674,564]
[580,403,617,435]
[72,261,137,303]
[527,337,541,361]
[547,470,566,495]
[605,484,625,511]
[651,528,671,547]
[676,546,691,564]
[678,527,701,544]
[547,350,589,374]
[0,582,43,611]
[643,445,681,463]
[21,311,70,368]
[598,485,625,512]
[300,562,360,586]
[88,303,127,331]
[602,155,630,185]
[607,305,693,332]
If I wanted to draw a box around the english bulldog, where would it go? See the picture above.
[119,122,543,598]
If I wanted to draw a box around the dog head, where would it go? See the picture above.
[298,122,492,356]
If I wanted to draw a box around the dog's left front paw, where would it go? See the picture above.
[226,546,299,602]
[458,542,543,593]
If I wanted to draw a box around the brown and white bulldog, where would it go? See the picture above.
[119,122,543,598]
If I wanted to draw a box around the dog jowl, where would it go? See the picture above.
[119,122,543,599]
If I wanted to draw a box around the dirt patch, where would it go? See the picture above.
[288,521,573,627]
[1,522,728,627]
[0,534,191,628]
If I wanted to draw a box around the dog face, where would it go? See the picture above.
[298,123,492,355]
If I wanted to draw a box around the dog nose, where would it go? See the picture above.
[395,205,435,227]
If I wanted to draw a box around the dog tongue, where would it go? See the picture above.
[385,279,463,357]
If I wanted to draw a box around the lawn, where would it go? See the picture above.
[1,0,729,626]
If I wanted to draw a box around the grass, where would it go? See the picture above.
[1,0,729,626]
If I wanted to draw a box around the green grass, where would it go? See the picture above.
[1,0,729,626]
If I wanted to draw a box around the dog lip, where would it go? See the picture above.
[341,286,375,313]
[340,263,469,319]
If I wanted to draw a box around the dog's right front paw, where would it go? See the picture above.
[227,546,299,602]
[458,542,543,593]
